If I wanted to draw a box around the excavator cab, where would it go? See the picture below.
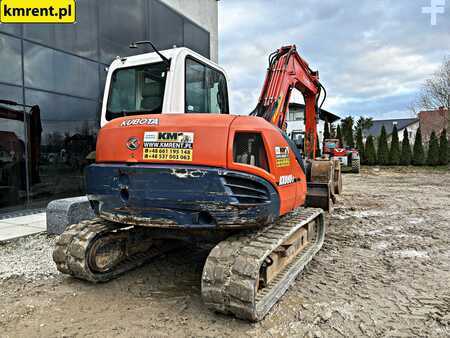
[101,47,230,127]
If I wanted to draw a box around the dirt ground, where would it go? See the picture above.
[1,167,449,337]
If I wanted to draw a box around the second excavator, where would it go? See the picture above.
[53,43,340,321]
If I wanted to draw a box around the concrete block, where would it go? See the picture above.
[46,196,95,235]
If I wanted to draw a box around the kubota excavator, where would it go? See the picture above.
[53,43,341,321]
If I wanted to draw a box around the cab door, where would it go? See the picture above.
[184,57,229,114]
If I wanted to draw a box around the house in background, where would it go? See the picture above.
[363,118,419,144]
[286,103,341,150]
[419,107,449,143]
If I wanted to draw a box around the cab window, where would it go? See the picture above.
[185,58,229,114]
[106,62,167,120]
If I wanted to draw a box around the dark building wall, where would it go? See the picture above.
[0,0,211,212]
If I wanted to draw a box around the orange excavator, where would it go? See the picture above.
[53,44,340,321]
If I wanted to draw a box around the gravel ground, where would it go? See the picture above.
[0,235,57,280]
[0,167,449,337]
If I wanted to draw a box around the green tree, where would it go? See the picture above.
[388,125,400,165]
[355,127,365,164]
[412,127,425,166]
[341,116,354,147]
[439,129,449,165]
[377,126,389,165]
[316,134,321,158]
[330,123,337,138]
[355,117,374,133]
[426,131,440,166]
[400,128,412,165]
[324,122,330,140]
[336,124,343,147]
[365,135,377,165]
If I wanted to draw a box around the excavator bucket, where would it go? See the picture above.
[305,159,338,212]
[306,182,332,212]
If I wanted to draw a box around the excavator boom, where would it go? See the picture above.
[253,45,323,159]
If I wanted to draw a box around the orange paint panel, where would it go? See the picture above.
[96,114,236,168]
[228,116,306,215]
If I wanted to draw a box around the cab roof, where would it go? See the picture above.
[108,47,224,74]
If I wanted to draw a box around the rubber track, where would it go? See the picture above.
[352,158,360,173]
[53,218,176,283]
[201,207,325,321]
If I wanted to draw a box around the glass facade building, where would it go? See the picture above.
[0,0,211,213]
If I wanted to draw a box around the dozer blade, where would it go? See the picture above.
[305,182,332,212]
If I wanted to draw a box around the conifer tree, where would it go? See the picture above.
[336,125,343,147]
[330,123,337,138]
[426,131,440,166]
[400,128,412,165]
[377,126,389,165]
[388,125,400,165]
[324,122,330,140]
[316,134,321,158]
[412,127,425,166]
[341,117,355,147]
[355,127,365,164]
[439,129,449,165]
[365,135,376,165]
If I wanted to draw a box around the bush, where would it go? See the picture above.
[388,124,400,165]
[439,129,449,165]
[377,126,389,165]
[412,127,425,166]
[365,135,377,165]
[426,131,440,166]
[400,128,412,165]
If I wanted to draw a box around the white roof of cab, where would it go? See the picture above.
[108,47,225,74]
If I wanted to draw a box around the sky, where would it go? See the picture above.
[218,0,450,120]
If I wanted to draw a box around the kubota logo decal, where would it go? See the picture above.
[120,118,159,127]
[126,137,140,150]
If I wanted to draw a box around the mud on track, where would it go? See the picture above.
[0,167,449,337]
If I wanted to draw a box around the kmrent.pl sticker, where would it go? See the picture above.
[143,132,194,162]
[0,0,76,23]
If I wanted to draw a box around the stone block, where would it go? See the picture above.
[46,196,95,235]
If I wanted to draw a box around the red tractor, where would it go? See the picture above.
[323,139,360,173]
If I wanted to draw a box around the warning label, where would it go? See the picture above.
[143,132,194,161]
[275,146,290,167]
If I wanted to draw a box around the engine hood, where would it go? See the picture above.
[96,114,237,168]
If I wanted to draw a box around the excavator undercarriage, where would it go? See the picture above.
[54,207,325,321]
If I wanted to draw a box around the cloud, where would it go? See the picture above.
[218,0,450,120]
